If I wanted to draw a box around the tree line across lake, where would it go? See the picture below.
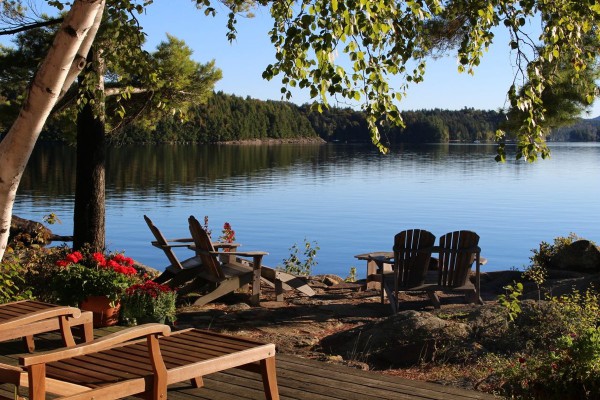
[36,92,599,145]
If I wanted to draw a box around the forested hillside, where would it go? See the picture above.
[112,92,318,144]
[302,106,504,143]
[111,92,505,144]
[31,92,596,145]
[549,117,600,141]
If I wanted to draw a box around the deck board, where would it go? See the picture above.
[0,328,495,400]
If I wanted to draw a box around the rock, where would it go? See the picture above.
[314,274,345,286]
[134,262,160,278]
[320,310,471,367]
[228,303,252,312]
[9,215,53,246]
[549,239,600,273]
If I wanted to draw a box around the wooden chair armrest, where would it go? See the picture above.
[208,250,268,257]
[213,242,241,249]
[436,245,481,254]
[165,238,194,243]
[151,241,193,249]
[0,307,81,330]
[20,324,171,367]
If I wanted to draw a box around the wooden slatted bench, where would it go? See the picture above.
[0,301,93,352]
[19,325,279,400]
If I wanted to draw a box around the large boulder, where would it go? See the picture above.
[319,310,471,367]
[549,239,600,273]
[9,215,53,246]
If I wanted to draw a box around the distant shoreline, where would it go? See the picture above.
[216,137,327,145]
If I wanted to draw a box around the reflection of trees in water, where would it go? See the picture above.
[20,144,327,196]
[18,143,502,197]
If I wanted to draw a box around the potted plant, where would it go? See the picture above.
[52,249,140,327]
[121,280,177,325]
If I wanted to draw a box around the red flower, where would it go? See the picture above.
[67,251,83,263]
[518,357,526,364]
[92,252,107,266]
[56,260,69,267]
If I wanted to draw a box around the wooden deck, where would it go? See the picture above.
[0,327,495,400]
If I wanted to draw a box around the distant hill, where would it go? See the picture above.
[549,117,600,142]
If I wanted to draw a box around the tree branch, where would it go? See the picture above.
[0,18,62,36]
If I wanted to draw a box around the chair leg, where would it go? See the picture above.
[466,290,484,305]
[427,291,441,309]
[192,279,241,306]
[23,336,35,352]
[275,279,284,302]
[190,377,203,388]
[260,357,280,400]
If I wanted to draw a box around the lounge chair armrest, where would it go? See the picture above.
[20,324,171,367]
[0,307,81,330]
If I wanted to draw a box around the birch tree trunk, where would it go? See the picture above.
[0,0,105,261]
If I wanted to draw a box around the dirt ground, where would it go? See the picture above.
[175,277,494,371]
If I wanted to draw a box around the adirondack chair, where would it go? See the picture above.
[187,215,267,306]
[374,230,484,311]
[429,230,484,308]
[376,229,436,313]
[18,324,279,400]
[144,215,207,286]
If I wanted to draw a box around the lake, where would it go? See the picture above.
[13,142,600,277]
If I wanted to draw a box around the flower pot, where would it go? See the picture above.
[80,296,121,327]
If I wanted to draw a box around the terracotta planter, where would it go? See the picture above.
[80,296,121,327]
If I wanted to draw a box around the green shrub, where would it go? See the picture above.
[279,239,319,276]
[486,289,600,399]
[529,232,582,269]
[0,254,32,303]
[121,280,177,325]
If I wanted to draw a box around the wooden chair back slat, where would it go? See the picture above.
[438,230,479,287]
[188,216,225,280]
[144,215,183,270]
[393,229,435,288]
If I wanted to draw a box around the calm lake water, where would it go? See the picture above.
[13,142,600,277]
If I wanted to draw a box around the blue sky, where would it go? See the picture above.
[137,1,600,118]
[1,1,598,118]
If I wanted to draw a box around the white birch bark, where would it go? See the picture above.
[0,0,105,261]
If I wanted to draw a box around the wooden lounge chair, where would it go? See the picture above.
[376,229,436,314]
[19,324,279,400]
[0,301,93,391]
[0,301,93,352]
[187,215,266,306]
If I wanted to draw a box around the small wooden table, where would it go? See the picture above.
[354,252,393,290]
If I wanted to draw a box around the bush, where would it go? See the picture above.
[529,233,582,270]
[0,254,32,303]
[486,289,600,399]
[121,281,177,325]
[279,239,319,276]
